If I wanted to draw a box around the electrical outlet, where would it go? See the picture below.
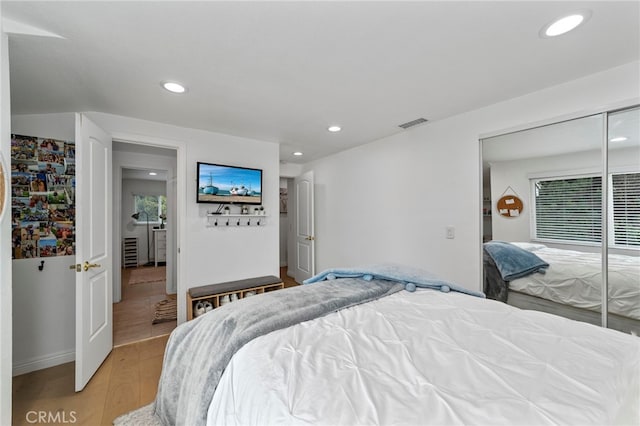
[446,226,455,239]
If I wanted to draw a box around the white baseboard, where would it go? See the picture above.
[13,349,74,376]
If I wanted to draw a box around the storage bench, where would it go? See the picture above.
[187,275,284,320]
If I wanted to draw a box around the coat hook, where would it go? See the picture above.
[38,260,45,271]
[226,219,229,226]
[214,218,218,226]
[247,219,251,226]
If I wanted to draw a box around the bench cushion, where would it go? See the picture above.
[189,275,282,298]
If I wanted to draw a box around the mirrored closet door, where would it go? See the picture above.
[606,106,640,334]
[481,106,639,335]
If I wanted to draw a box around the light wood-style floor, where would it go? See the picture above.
[280,266,298,288]
[12,334,169,426]
[114,267,177,347]
[12,268,298,425]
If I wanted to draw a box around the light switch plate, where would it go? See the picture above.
[446,226,455,239]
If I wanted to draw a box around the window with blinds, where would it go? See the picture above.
[533,172,640,247]
[533,175,602,243]
[612,172,640,247]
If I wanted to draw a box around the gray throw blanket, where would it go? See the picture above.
[483,248,509,302]
[153,278,404,426]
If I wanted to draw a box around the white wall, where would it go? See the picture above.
[10,113,76,374]
[303,61,640,291]
[279,162,303,178]
[12,259,75,374]
[87,112,280,324]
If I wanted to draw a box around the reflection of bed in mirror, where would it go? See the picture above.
[484,241,640,334]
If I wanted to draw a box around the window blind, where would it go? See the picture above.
[534,176,602,243]
[612,172,640,247]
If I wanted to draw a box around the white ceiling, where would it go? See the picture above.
[113,141,174,181]
[3,1,639,164]
[121,167,168,182]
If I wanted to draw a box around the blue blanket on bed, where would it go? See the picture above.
[484,241,549,281]
[304,263,485,298]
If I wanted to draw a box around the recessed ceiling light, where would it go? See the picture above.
[161,81,187,94]
[149,172,157,176]
[610,137,628,142]
[328,126,341,132]
[540,11,591,38]
[293,152,303,156]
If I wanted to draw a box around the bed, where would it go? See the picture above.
[483,241,640,334]
[120,265,640,426]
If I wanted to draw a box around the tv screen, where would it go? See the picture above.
[197,162,263,205]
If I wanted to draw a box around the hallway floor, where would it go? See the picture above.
[113,266,294,346]
[114,267,176,347]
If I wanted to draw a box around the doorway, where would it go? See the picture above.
[279,177,297,286]
[279,177,293,281]
[280,171,316,285]
[113,142,178,346]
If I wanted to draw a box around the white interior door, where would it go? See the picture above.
[294,171,315,282]
[74,113,112,391]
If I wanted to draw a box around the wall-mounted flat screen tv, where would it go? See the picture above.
[197,162,263,205]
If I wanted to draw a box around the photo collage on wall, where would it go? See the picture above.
[10,134,76,259]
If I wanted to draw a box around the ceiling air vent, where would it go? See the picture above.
[398,118,428,129]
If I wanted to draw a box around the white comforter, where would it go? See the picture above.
[508,244,640,320]
[207,289,640,425]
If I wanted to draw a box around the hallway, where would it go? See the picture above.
[114,266,176,347]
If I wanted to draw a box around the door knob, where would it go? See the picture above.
[306,236,315,241]
[83,261,101,271]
